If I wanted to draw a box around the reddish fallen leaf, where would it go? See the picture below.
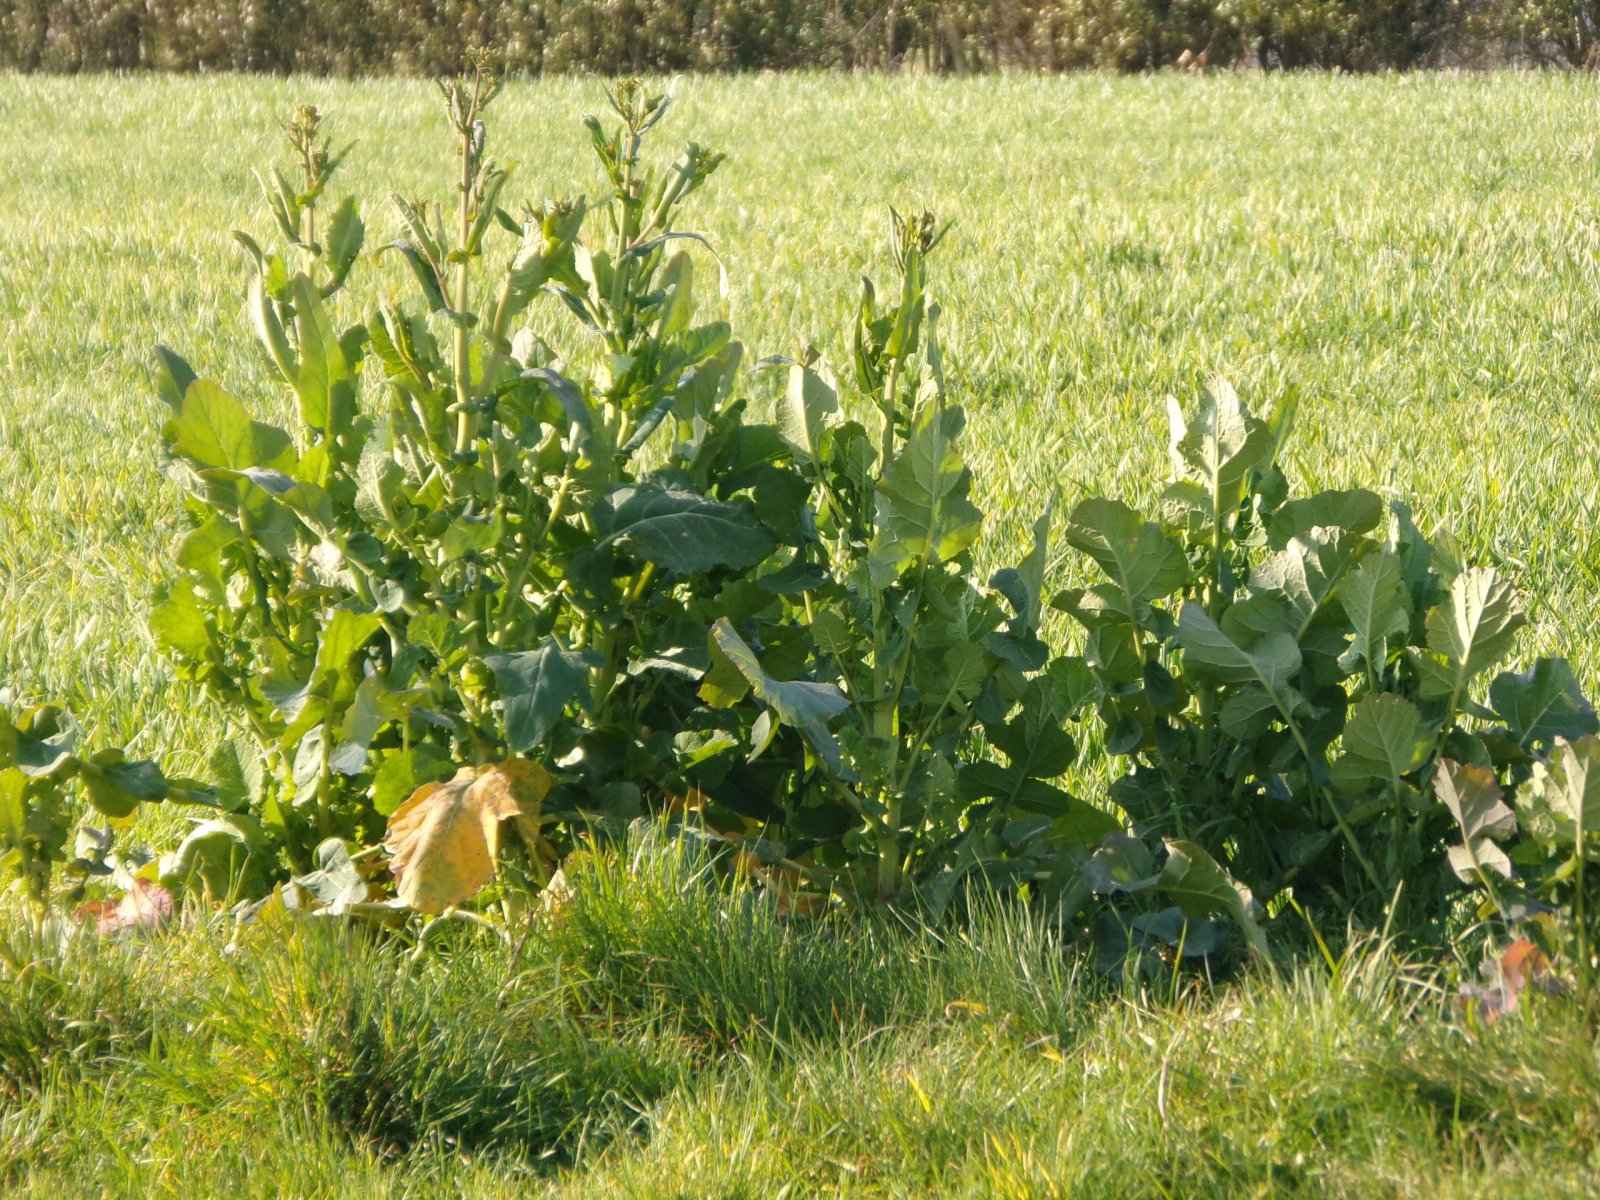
[1500,938,1550,992]
[75,878,174,935]
[1459,938,1563,1025]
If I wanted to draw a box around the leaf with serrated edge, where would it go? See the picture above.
[1165,379,1273,520]
[1336,553,1409,683]
[1333,694,1427,792]
[484,641,599,753]
[1418,567,1525,708]
[606,484,776,573]
[1176,603,1301,694]
[1523,735,1600,837]
[867,397,982,587]
[1490,659,1598,751]
[778,363,838,465]
[1065,498,1188,620]
[1434,759,1516,843]
[1249,529,1365,638]
[384,760,551,914]
[1158,839,1271,961]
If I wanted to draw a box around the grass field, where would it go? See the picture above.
[5,71,1600,1195]
[7,829,1600,1199]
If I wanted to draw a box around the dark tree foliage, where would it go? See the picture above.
[0,1,1586,76]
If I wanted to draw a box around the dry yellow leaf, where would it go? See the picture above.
[383,759,552,914]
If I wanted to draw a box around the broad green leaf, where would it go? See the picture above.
[1165,379,1273,518]
[371,744,456,816]
[1332,694,1428,792]
[958,768,1115,832]
[1175,603,1301,694]
[606,484,776,573]
[1132,907,1218,957]
[322,196,365,291]
[314,610,383,687]
[0,768,31,852]
[289,837,370,913]
[159,812,273,900]
[1064,498,1187,619]
[1217,684,1298,739]
[329,674,407,776]
[1158,839,1271,961]
[484,641,601,753]
[152,345,197,411]
[778,363,838,466]
[290,273,356,438]
[989,505,1053,635]
[1490,658,1598,752]
[175,515,241,582]
[383,239,448,312]
[673,341,741,428]
[1418,567,1525,707]
[1336,552,1409,682]
[1434,758,1517,841]
[1522,735,1600,839]
[150,586,212,661]
[710,620,849,730]
[439,510,505,562]
[1435,757,1517,884]
[14,707,77,778]
[1266,488,1383,546]
[171,380,293,472]
[1249,529,1366,637]
[1082,832,1159,894]
[207,740,261,812]
[81,750,168,819]
[709,619,849,771]
[250,271,298,382]
[986,704,1077,780]
[1447,839,1513,884]
[384,759,551,914]
[1217,592,1300,643]
[656,250,694,337]
[867,398,982,587]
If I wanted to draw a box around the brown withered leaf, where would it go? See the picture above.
[384,759,552,914]
[75,878,175,935]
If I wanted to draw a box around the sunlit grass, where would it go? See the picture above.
[4,831,1599,1197]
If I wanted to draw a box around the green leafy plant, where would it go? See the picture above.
[1441,731,1600,990]
[702,212,1116,914]
[0,695,215,903]
[1058,380,1596,937]
[151,71,809,891]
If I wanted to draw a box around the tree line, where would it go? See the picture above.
[1,1,1595,75]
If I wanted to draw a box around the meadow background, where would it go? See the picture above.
[6,71,1600,1196]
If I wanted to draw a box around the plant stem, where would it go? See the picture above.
[451,121,474,459]
[1576,805,1590,996]
[879,355,901,473]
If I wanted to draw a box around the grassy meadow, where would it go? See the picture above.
[5,70,1600,1195]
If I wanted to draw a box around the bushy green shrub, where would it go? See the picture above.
[1055,380,1598,965]
[151,72,819,887]
[1,696,218,903]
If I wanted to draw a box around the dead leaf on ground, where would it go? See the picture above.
[383,759,552,914]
